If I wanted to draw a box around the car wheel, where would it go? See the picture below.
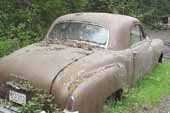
[106,89,123,103]
[115,89,123,101]
[158,52,163,63]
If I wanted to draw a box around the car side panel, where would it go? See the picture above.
[71,63,127,113]
[131,39,154,84]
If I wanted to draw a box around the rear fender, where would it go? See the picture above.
[71,63,127,113]
[151,39,164,64]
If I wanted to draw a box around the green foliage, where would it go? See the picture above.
[0,0,42,56]
[19,90,61,113]
[0,39,18,57]
[0,80,61,112]
[103,62,170,113]
[65,0,88,12]
[87,0,170,25]
[87,0,114,13]
[12,80,61,113]
[1,0,170,57]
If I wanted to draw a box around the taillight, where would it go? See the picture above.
[66,96,75,112]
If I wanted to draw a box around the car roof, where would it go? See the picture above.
[49,13,140,50]
[55,13,139,29]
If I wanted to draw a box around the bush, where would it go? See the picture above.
[0,0,40,56]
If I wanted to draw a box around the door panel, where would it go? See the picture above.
[131,39,153,84]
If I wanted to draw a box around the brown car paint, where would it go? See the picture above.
[0,13,164,113]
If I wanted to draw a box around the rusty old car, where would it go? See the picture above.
[0,13,164,113]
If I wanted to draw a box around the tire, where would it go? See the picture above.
[158,53,163,63]
[115,89,123,101]
[106,89,123,103]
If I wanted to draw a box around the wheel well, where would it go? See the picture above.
[158,52,163,63]
[114,89,123,101]
[106,88,123,103]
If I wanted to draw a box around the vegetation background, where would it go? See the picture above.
[1,0,170,57]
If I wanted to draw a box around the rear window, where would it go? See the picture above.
[48,22,109,45]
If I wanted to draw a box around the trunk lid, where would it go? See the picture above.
[0,42,93,91]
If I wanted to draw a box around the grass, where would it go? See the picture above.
[103,61,170,113]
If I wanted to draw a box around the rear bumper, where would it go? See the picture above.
[0,106,17,113]
[63,109,79,113]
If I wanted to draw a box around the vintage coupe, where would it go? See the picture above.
[0,13,164,113]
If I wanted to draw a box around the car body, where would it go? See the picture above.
[0,13,164,113]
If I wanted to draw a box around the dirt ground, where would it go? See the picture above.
[136,30,170,113]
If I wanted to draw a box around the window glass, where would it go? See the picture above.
[48,23,109,45]
[130,25,142,46]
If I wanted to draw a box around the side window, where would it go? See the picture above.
[130,25,144,46]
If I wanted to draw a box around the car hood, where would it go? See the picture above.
[0,42,94,91]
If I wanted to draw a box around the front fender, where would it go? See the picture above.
[71,63,127,113]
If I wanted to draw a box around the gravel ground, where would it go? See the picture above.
[149,96,170,113]
[147,30,170,59]
[137,96,170,113]
[136,30,170,113]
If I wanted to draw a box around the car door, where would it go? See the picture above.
[130,24,154,85]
